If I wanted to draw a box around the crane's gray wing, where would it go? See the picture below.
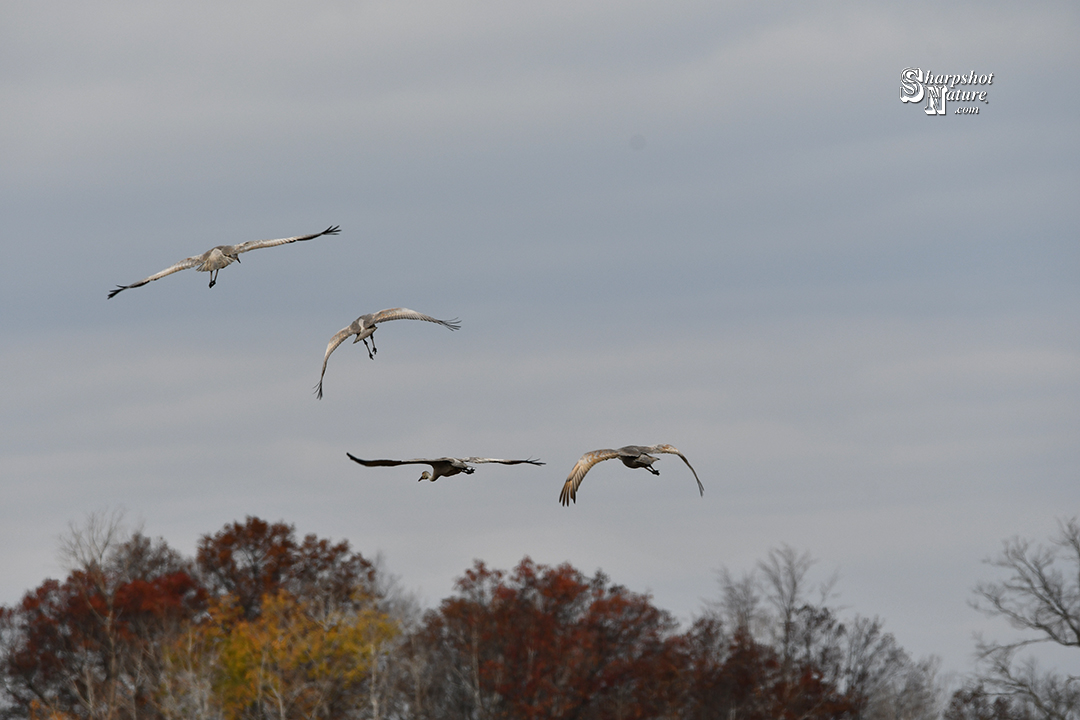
[231,225,340,255]
[368,308,461,330]
[315,325,355,399]
[464,457,545,466]
[559,449,619,506]
[346,454,443,468]
[647,444,705,497]
[107,254,203,298]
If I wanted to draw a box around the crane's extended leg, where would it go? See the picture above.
[362,338,375,360]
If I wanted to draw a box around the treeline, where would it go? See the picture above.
[1,515,1076,719]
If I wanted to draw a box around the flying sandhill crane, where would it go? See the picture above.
[316,308,460,399]
[346,453,544,481]
[559,444,704,506]
[107,225,340,298]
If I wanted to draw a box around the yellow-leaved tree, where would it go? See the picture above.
[157,517,399,720]
[213,590,396,719]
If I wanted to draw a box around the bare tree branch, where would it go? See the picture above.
[969,518,1080,719]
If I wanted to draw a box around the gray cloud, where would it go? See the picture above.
[1,0,1078,680]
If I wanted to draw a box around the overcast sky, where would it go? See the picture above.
[2,0,1078,681]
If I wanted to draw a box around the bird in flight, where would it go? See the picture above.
[346,453,544,481]
[316,308,460,399]
[107,225,340,298]
[559,444,704,506]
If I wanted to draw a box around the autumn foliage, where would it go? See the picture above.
[0,532,205,720]
[412,558,685,719]
[1,516,948,720]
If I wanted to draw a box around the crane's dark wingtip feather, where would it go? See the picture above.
[107,286,127,299]
[444,318,462,330]
[324,225,341,235]
[346,453,362,464]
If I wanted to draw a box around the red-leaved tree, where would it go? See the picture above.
[409,557,685,720]
[0,525,205,720]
